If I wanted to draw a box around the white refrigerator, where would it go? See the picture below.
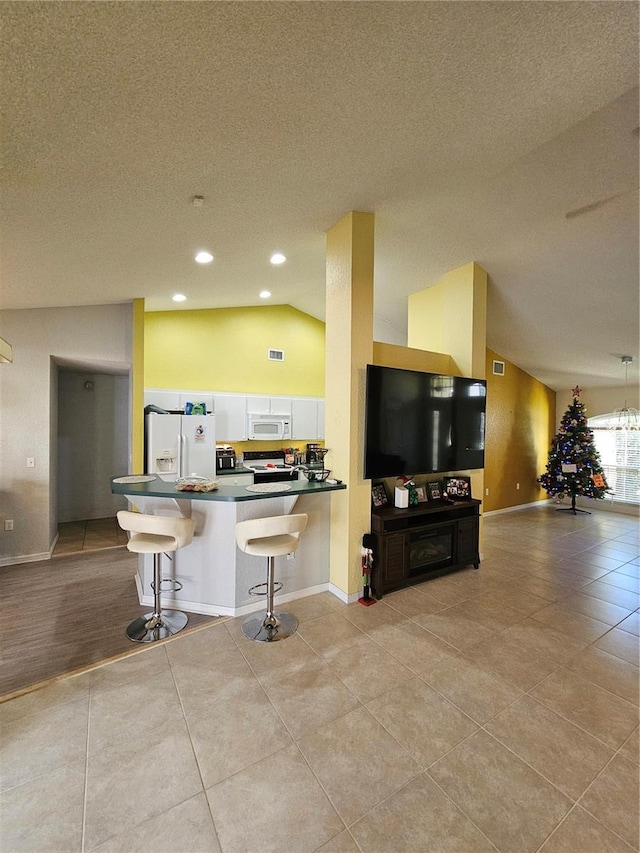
[145,413,216,479]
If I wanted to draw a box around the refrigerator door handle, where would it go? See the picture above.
[178,432,185,479]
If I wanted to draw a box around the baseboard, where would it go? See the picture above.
[483,499,552,517]
[328,583,361,604]
[0,550,52,567]
[484,497,639,518]
[136,578,339,618]
[575,497,639,516]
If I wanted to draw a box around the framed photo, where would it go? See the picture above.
[371,483,389,508]
[427,481,442,501]
[415,485,428,503]
[443,476,471,500]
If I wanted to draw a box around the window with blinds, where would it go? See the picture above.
[589,414,640,504]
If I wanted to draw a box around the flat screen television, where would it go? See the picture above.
[364,364,487,479]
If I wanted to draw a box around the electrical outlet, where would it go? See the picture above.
[516,482,520,490]
[27,457,35,468]
[4,519,14,531]
[286,552,295,561]
[485,488,489,496]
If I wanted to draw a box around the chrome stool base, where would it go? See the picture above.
[126,609,188,643]
[241,610,298,643]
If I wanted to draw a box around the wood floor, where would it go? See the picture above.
[1,526,219,698]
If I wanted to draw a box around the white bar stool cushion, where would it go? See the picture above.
[235,513,308,557]
[117,511,195,553]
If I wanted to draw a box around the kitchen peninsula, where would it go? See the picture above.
[111,475,346,618]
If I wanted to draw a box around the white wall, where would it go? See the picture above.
[0,304,134,564]
[556,385,640,424]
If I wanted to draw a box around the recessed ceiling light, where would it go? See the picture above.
[270,253,286,265]
[195,251,213,264]
[259,290,271,299]
[172,293,187,302]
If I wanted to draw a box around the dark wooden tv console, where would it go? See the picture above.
[370,499,481,598]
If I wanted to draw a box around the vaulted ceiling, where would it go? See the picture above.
[2,1,638,390]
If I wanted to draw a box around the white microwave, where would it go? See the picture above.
[247,413,291,440]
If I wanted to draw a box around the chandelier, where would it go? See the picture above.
[609,356,640,430]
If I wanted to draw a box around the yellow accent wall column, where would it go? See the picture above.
[407,261,487,379]
[131,298,145,472]
[325,212,375,597]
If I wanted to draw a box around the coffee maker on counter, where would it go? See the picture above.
[306,443,329,465]
[216,445,236,471]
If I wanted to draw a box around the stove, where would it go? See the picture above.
[242,450,299,483]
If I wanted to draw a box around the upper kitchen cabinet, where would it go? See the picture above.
[291,398,321,440]
[317,400,325,440]
[179,393,214,413]
[144,389,181,410]
[144,390,214,413]
[246,396,292,415]
[213,393,248,441]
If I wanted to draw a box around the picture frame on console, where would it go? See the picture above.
[427,481,442,501]
[415,485,428,502]
[443,476,472,501]
[371,483,389,508]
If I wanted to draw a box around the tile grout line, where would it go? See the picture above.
[80,684,91,853]
[164,643,225,853]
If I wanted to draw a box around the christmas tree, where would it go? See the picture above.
[539,386,609,514]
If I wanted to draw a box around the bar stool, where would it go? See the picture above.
[235,513,308,642]
[117,510,195,643]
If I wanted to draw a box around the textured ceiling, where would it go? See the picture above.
[1,1,638,390]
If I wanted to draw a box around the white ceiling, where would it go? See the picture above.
[2,1,638,391]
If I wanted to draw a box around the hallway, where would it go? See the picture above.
[53,517,128,557]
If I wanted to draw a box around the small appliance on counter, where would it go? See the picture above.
[216,445,236,471]
[306,444,329,465]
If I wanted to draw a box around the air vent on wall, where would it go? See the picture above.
[492,360,505,376]
[268,348,285,362]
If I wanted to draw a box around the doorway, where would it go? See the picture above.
[55,365,129,551]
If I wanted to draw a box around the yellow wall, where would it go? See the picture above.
[143,305,554,514]
[484,348,555,512]
[144,305,325,396]
[325,211,375,596]
[372,342,456,376]
[407,262,487,379]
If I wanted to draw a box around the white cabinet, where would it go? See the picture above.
[214,394,248,441]
[144,389,181,411]
[144,390,214,413]
[179,393,214,414]
[291,398,319,440]
[246,396,292,415]
[317,400,325,440]
[146,389,324,440]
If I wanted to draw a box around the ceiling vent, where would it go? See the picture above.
[492,360,505,376]
[268,348,285,362]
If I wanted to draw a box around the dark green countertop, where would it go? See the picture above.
[111,475,346,502]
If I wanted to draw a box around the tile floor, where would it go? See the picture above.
[53,517,128,556]
[1,505,638,852]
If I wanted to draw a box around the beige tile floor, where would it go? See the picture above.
[53,517,128,556]
[1,505,638,852]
